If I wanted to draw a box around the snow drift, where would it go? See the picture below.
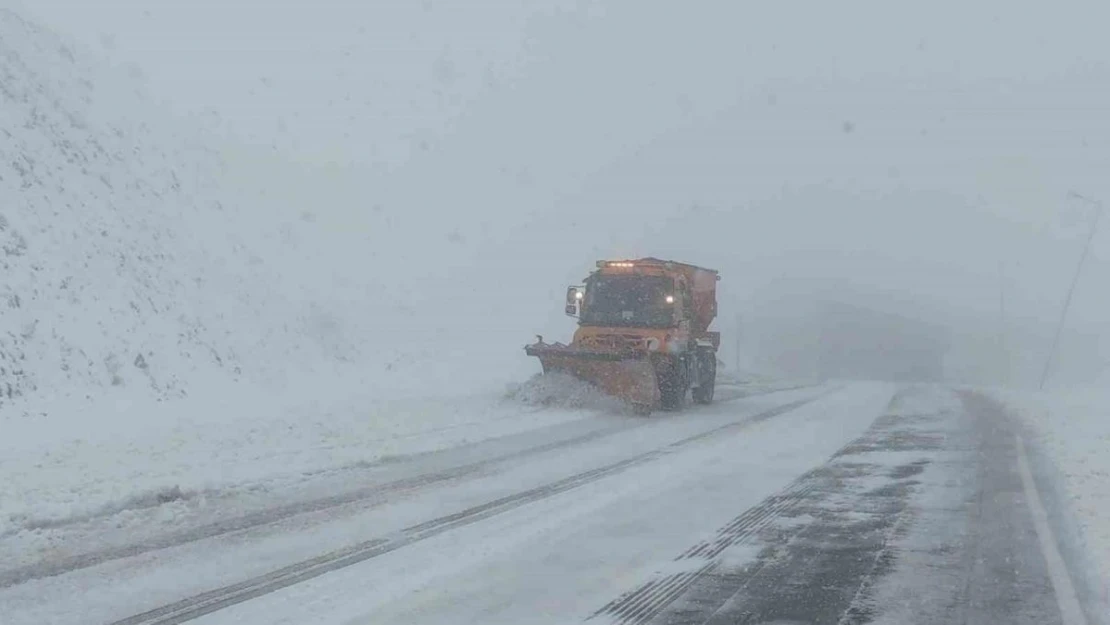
[505,372,630,413]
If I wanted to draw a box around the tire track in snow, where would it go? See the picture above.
[2,384,820,589]
[0,417,637,588]
[106,391,833,625]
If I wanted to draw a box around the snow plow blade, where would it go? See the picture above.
[524,341,660,412]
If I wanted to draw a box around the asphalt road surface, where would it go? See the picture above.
[1,382,1096,625]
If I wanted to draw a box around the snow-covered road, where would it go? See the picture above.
[2,383,1100,625]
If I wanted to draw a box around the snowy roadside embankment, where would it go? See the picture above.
[1,374,607,542]
[990,386,1110,609]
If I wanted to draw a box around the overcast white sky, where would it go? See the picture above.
[19,0,1110,384]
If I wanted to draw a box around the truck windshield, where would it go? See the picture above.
[580,275,675,328]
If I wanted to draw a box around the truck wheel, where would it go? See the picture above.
[660,383,685,411]
[693,351,716,405]
[659,358,688,411]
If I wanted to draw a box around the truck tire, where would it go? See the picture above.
[660,383,685,411]
[693,350,716,405]
[659,357,688,411]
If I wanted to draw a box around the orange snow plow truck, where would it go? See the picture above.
[525,258,721,415]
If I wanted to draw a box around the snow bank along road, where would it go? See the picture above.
[1,383,1101,625]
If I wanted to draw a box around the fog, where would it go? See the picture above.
[23,0,1110,388]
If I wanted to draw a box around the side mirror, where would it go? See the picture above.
[565,286,584,317]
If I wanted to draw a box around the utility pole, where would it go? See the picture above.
[734,312,742,373]
[1040,191,1103,390]
[998,260,1008,386]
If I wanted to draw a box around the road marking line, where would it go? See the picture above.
[1015,434,1088,625]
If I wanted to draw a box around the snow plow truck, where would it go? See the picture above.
[525,258,721,415]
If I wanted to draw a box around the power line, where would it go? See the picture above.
[1040,191,1103,390]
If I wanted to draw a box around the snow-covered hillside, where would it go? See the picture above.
[0,5,544,537]
[1,5,316,411]
[1,3,531,421]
